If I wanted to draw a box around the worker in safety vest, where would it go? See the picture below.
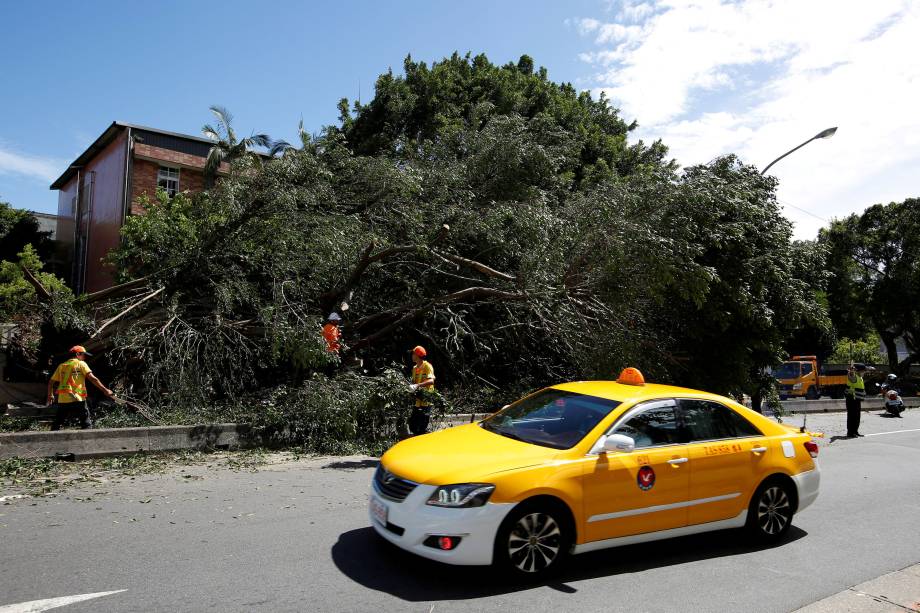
[322,312,342,353]
[844,364,866,438]
[46,345,114,430]
[408,345,435,435]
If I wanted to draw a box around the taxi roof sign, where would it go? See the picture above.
[617,367,645,386]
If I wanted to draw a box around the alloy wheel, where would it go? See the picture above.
[507,512,562,573]
[756,485,791,535]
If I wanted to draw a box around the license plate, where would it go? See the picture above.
[370,495,388,526]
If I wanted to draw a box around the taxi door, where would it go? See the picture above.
[679,399,771,526]
[581,400,690,543]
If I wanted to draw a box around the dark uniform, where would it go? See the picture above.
[844,370,865,438]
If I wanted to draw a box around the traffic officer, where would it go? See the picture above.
[844,363,866,438]
[46,345,114,430]
[408,345,435,435]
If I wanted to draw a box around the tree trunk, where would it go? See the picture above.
[750,389,763,414]
[879,330,900,373]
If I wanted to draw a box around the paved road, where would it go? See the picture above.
[1,409,919,612]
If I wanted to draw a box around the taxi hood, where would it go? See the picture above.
[380,423,560,485]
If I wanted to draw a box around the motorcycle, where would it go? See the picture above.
[881,375,905,418]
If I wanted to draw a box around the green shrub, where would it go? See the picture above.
[242,368,449,454]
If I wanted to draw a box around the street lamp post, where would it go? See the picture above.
[761,127,838,175]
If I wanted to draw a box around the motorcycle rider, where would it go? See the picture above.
[881,373,905,418]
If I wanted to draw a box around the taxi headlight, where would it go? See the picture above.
[427,483,495,508]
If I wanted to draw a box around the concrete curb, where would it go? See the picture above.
[0,418,477,460]
[0,423,258,460]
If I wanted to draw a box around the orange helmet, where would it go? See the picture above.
[412,345,427,358]
[69,345,92,356]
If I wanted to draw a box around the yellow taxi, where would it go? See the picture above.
[369,369,820,577]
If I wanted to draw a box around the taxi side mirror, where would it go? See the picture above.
[603,434,636,453]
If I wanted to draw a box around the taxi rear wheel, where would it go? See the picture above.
[746,479,795,543]
[494,502,571,578]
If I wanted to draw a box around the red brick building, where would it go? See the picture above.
[50,122,222,293]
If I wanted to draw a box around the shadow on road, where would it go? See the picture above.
[331,525,808,602]
[322,459,380,471]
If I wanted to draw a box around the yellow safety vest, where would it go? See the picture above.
[412,361,435,407]
[54,358,89,403]
[845,375,865,399]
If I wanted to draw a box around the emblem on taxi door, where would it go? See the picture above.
[637,465,656,491]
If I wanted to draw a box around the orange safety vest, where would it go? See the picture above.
[54,358,88,402]
[322,323,341,353]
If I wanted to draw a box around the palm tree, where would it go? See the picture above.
[201,105,272,185]
[266,118,315,157]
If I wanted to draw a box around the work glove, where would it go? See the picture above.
[409,384,419,392]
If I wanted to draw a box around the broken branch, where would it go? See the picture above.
[347,286,527,352]
[20,264,51,301]
[91,287,165,339]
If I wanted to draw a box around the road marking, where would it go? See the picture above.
[0,590,126,612]
[864,428,920,437]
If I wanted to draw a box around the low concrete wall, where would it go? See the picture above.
[778,396,920,414]
[0,424,257,460]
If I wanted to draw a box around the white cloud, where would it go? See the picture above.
[0,144,64,183]
[574,0,920,238]
[618,2,655,23]
[595,23,644,44]
[575,17,602,35]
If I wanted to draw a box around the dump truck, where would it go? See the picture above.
[774,355,854,399]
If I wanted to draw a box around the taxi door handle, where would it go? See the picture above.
[668,457,689,465]
[751,446,768,453]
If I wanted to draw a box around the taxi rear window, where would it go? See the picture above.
[481,390,621,449]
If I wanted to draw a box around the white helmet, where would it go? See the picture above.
[887,373,897,381]
[328,312,342,321]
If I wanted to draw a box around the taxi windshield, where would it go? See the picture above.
[773,363,801,379]
[481,389,621,449]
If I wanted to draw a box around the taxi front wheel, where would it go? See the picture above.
[494,502,572,578]
[746,479,795,543]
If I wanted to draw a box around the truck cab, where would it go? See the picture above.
[774,356,853,400]
[775,356,820,399]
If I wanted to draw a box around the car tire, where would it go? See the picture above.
[746,479,795,544]
[805,387,819,400]
[494,502,571,579]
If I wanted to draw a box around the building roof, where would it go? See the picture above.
[30,211,59,239]
[50,121,220,190]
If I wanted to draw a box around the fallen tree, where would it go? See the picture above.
[19,54,827,422]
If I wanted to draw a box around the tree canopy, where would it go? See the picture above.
[0,198,52,264]
[821,197,920,374]
[337,53,672,188]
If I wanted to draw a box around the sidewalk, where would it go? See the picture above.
[795,564,920,612]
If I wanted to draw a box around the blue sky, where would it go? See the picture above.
[0,0,594,216]
[3,0,919,240]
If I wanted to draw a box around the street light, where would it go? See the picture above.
[761,126,838,175]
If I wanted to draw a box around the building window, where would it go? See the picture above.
[157,166,180,197]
